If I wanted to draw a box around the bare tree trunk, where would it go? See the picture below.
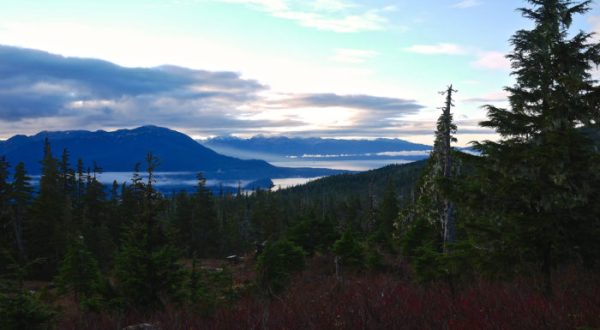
[441,85,457,253]
[12,209,27,260]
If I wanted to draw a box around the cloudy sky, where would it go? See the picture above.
[1,0,599,145]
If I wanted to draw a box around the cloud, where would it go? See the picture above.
[215,0,388,33]
[451,0,482,9]
[274,93,424,113]
[405,43,466,55]
[462,90,509,103]
[0,45,265,128]
[270,118,495,139]
[0,45,429,139]
[589,16,600,37]
[472,51,511,70]
[312,0,354,12]
[329,48,378,63]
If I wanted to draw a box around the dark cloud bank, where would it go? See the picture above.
[0,45,425,137]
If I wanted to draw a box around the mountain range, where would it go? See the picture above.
[0,126,344,181]
[200,135,432,171]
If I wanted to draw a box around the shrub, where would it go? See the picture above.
[332,230,365,269]
[256,240,305,294]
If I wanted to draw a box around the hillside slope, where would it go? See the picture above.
[0,126,344,180]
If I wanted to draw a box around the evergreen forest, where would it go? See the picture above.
[1,0,600,329]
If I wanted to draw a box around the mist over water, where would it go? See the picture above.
[271,159,413,171]
[29,158,420,191]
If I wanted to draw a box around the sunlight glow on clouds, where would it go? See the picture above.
[0,46,429,140]
[2,0,599,145]
[472,51,511,70]
[462,90,509,103]
[215,0,388,32]
[312,0,354,12]
[329,49,378,63]
[405,43,466,55]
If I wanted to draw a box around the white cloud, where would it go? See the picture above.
[275,10,385,32]
[588,16,600,41]
[218,0,287,12]
[472,51,511,70]
[462,90,509,103]
[311,0,354,12]
[215,0,387,33]
[330,48,378,63]
[451,0,482,9]
[405,43,466,55]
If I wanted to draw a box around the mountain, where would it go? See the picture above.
[280,160,427,201]
[202,135,431,157]
[0,126,344,181]
[200,135,432,171]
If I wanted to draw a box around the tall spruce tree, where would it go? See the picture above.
[395,86,460,282]
[191,173,219,257]
[466,0,600,292]
[30,138,68,278]
[113,154,183,309]
[436,86,458,252]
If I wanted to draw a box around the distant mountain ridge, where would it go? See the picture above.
[200,135,432,171]
[202,135,431,158]
[0,126,343,180]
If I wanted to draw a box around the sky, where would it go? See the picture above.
[1,0,600,146]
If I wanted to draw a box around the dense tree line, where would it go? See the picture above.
[1,0,599,327]
[0,134,415,327]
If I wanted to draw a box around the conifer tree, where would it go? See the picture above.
[30,138,67,278]
[257,239,305,294]
[59,149,75,197]
[81,173,114,268]
[11,162,32,261]
[465,0,600,291]
[436,86,458,252]
[55,235,103,309]
[395,86,459,281]
[373,181,399,249]
[113,154,183,309]
[191,173,219,257]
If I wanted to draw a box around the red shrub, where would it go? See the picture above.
[58,266,600,329]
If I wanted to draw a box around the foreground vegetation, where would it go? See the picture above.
[54,258,600,330]
[1,0,600,329]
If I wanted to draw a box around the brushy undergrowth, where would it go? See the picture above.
[57,264,600,330]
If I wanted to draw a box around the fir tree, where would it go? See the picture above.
[332,230,365,269]
[465,0,600,292]
[30,138,68,278]
[191,173,219,257]
[394,86,459,282]
[113,154,183,309]
[55,235,103,309]
[374,181,399,250]
[436,86,458,252]
[256,239,305,295]
[59,149,75,197]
